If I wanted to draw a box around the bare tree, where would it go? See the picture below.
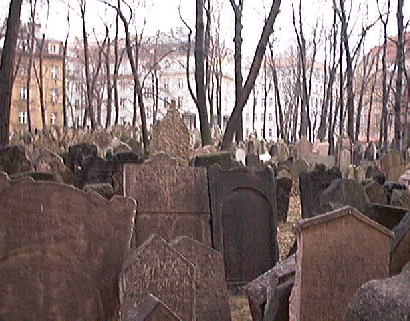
[221,0,281,151]
[0,0,24,145]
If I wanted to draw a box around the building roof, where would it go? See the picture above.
[294,206,394,239]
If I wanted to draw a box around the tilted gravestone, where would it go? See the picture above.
[337,136,353,172]
[169,236,231,321]
[119,234,196,321]
[380,149,407,182]
[124,164,212,247]
[0,251,103,320]
[345,262,410,321]
[299,165,342,219]
[0,173,136,319]
[289,206,393,321]
[121,294,181,321]
[364,181,388,205]
[208,165,278,284]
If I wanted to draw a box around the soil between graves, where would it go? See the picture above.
[229,181,301,320]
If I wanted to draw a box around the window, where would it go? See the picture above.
[269,128,272,137]
[269,97,273,107]
[164,97,169,108]
[20,64,28,77]
[268,113,273,121]
[48,43,59,54]
[163,78,169,89]
[120,98,126,109]
[20,87,28,100]
[177,96,183,108]
[178,78,183,88]
[261,98,265,106]
[51,66,59,79]
[50,89,58,103]
[74,99,80,110]
[19,111,28,124]
[49,112,57,125]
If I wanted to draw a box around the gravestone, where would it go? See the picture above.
[345,263,410,321]
[289,159,309,180]
[398,167,410,187]
[391,213,410,275]
[289,206,393,321]
[194,151,236,169]
[170,236,231,321]
[364,142,378,161]
[299,165,342,219]
[270,140,289,162]
[276,176,293,222]
[246,154,264,169]
[33,148,74,185]
[294,137,313,161]
[66,142,98,172]
[364,204,409,229]
[150,107,192,161]
[380,149,407,182]
[124,164,212,247]
[119,234,196,321]
[312,141,329,156]
[0,144,34,175]
[208,165,278,284]
[121,294,181,321]
[0,173,136,319]
[364,181,388,205]
[0,251,103,320]
[144,152,181,166]
[320,178,370,214]
[76,154,112,188]
[390,189,410,210]
[337,136,353,172]
[244,254,295,321]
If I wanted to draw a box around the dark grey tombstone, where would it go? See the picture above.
[364,204,409,229]
[345,263,410,321]
[76,155,112,188]
[390,189,410,209]
[320,178,370,214]
[119,234,196,321]
[299,165,342,219]
[193,152,237,169]
[246,154,263,169]
[244,255,295,321]
[275,176,293,222]
[0,251,103,320]
[208,165,278,284]
[67,142,98,172]
[0,144,34,175]
[391,212,410,275]
[83,183,115,199]
[169,236,231,321]
[124,164,212,247]
[121,294,181,321]
[364,181,388,205]
[0,173,136,319]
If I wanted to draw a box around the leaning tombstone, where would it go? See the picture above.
[119,234,196,321]
[337,136,353,173]
[364,181,388,205]
[0,173,136,320]
[390,189,410,210]
[169,236,231,321]
[289,206,394,321]
[124,164,212,247]
[121,294,181,321]
[380,149,407,182]
[208,165,278,284]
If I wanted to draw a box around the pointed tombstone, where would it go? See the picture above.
[289,206,394,321]
[119,234,196,321]
[169,236,231,321]
[0,173,136,320]
[121,294,181,321]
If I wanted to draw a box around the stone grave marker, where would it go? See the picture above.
[337,136,353,172]
[312,141,329,156]
[150,106,192,161]
[144,151,181,166]
[391,212,410,275]
[170,236,231,321]
[119,234,196,321]
[299,165,342,219]
[294,137,313,161]
[124,164,212,247]
[364,204,408,229]
[121,294,181,321]
[289,159,309,180]
[276,176,293,222]
[0,251,103,320]
[390,189,410,210]
[0,173,136,319]
[381,149,407,182]
[0,144,34,175]
[364,181,388,205]
[289,206,394,321]
[208,165,278,284]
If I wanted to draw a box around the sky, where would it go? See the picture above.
[0,0,408,59]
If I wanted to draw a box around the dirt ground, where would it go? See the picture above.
[229,180,301,320]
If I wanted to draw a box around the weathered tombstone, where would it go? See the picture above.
[124,164,212,247]
[294,137,313,161]
[320,178,370,214]
[208,165,278,284]
[363,142,377,161]
[344,263,410,321]
[390,189,410,209]
[0,144,34,175]
[66,142,98,172]
[337,136,353,172]
[119,234,196,321]
[364,181,388,205]
[150,107,192,161]
[76,154,112,188]
[170,236,231,321]
[246,154,264,169]
[276,176,293,222]
[289,159,309,180]
[83,183,115,199]
[121,294,182,321]
[0,251,103,320]
[194,151,236,169]
[274,140,290,162]
[289,206,394,321]
[312,141,329,156]
[0,173,136,319]
[380,149,407,182]
[299,165,342,219]
[144,151,181,166]
[244,255,295,321]
[364,204,409,229]
[353,144,364,166]
[398,167,410,187]
[390,212,410,275]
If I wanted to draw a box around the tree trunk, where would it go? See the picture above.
[394,0,404,150]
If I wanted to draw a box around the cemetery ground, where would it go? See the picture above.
[229,181,301,320]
